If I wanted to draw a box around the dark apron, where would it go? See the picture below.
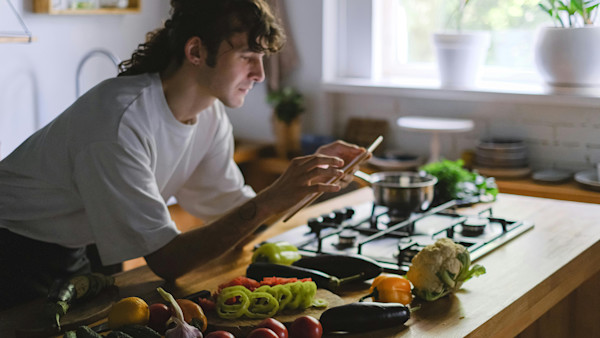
[0,228,92,310]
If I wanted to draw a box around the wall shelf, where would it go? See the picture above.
[1,0,34,43]
[33,0,140,14]
[0,36,35,43]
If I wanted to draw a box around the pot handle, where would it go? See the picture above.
[353,170,372,185]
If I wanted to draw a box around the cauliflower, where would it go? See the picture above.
[406,238,486,301]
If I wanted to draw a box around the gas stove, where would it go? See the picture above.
[268,200,534,274]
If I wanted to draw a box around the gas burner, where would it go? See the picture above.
[335,229,359,248]
[461,218,489,236]
[266,200,534,274]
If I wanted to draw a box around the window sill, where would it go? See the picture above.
[322,77,600,108]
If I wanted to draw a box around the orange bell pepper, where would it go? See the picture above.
[360,275,413,305]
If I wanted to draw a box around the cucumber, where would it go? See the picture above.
[106,331,134,338]
[44,273,116,330]
[62,330,77,338]
[75,325,103,338]
[118,324,161,338]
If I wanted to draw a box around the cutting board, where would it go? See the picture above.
[206,289,344,337]
[15,286,120,338]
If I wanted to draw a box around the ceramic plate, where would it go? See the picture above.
[574,170,600,192]
[532,169,572,184]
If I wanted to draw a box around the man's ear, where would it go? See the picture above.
[184,36,206,66]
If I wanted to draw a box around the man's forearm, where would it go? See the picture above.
[145,193,276,280]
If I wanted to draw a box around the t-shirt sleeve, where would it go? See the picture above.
[174,110,256,222]
[73,141,180,266]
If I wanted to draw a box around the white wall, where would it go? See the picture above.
[0,0,170,157]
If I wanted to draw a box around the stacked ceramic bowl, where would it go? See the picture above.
[474,139,531,178]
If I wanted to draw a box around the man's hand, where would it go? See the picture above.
[315,140,368,188]
[257,140,367,216]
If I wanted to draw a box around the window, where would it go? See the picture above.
[327,0,552,85]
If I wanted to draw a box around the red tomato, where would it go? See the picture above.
[289,316,323,338]
[247,328,279,338]
[205,331,236,338]
[148,303,171,334]
[257,318,288,338]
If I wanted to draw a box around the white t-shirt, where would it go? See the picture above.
[0,73,255,265]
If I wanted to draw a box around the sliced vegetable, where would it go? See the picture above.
[359,274,413,305]
[215,281,324,319]
[217,276,260,292]
[319,302,410,334]
[44,273,115,330]
[252,242,302,265]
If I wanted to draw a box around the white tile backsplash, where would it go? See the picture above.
[332,93,600,171]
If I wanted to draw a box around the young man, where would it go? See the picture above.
[0,0,365,309]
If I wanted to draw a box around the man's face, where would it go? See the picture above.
[201,32,266,108]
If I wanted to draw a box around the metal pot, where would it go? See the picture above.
[354,171,438,214]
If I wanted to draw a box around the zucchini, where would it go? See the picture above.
[246,262,341,290]
[320,302,410,334]
[117,324,161,338]
[44,273,115,330]
[106,331,134,338]
[292,254,383,281]
[62,330,77,338]
[75,325,103,338]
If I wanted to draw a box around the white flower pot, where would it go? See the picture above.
[534,26,600,87]
[432,32,490,89]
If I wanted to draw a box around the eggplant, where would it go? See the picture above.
[319,302,410,334]
[246,262,342,290]
[292,254,383,281]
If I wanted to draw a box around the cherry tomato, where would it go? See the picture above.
[205,331,236,338]
[257,318,288,338]
[148,303,171,334]
[247,328,279,338]
[289,316,323,338]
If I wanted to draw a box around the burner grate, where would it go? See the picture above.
[266,200,534,274]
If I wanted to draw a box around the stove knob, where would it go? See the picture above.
[333,209,347,223]
[321,212,337,224]
[307,217,324,233]
[345,207,355,219]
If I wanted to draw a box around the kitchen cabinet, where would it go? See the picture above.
[33,0,140,14]
[0,188,598,337]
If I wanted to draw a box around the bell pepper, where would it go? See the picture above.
[359,275,413,305]
[251,241,302,265]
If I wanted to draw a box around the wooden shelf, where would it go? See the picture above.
[0,35,35,43]
[33,0,140,14]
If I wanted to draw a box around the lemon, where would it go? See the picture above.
[107,296,150,329]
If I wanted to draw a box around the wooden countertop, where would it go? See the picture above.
[1,189,599,337]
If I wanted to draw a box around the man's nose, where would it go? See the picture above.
[251,58,265,83]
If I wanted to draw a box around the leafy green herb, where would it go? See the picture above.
[420,159,498,205]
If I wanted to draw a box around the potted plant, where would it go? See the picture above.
[432,0,491,89]
[267,87,305,159]
[534,0,600,88]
